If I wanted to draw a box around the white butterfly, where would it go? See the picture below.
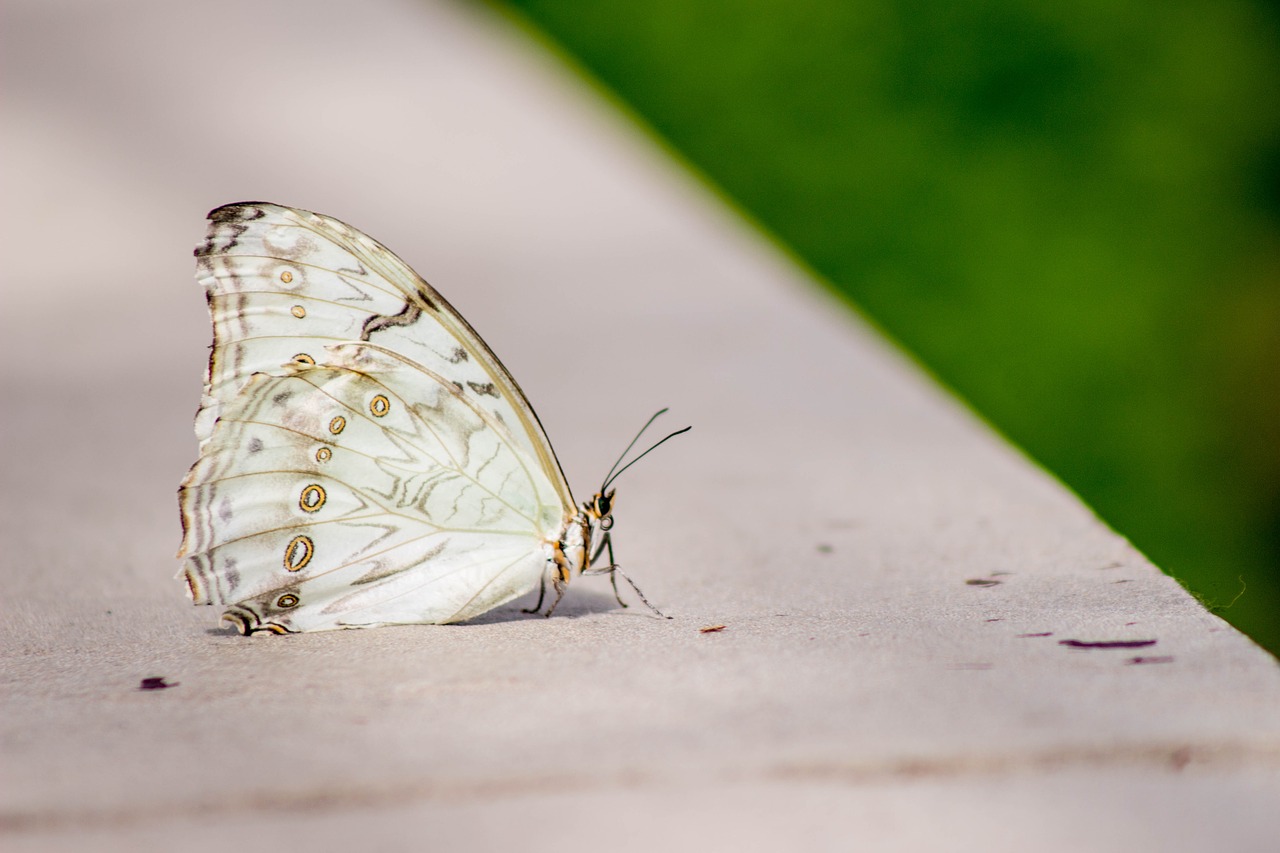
[177,202,686,634]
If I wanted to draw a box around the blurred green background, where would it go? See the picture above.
[492,0,1280,654]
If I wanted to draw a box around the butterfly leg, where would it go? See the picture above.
[522,574,548,614]
[594,565,670,619]
[590,534,627,609]
[584,539,671,619]
[542,575,568,618]
[609,570,626,609]
[524,570,568,617]
[615,567,669,619]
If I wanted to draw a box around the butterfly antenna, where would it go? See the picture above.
[601,423,692,491]
[601,408,670,487]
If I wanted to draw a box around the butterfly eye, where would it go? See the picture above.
[594,493,611,516]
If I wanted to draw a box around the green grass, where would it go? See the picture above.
[492,0,1280,653]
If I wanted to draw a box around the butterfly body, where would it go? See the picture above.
[177,202,638,633]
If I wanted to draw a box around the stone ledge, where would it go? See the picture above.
[2,0,1277,849]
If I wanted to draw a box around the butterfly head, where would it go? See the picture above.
[585,488,617,532]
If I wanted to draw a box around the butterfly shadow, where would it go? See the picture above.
[197,589,636,635]
[463,587,637,626]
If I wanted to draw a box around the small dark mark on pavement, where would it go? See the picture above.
[1059,639,1157,649]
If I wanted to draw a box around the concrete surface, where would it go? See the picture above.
[3,0,1279,850]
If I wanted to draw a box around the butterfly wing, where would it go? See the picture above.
[193,202,573,509]
[180,202,577,631]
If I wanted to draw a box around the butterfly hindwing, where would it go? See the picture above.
[179,341,564,631]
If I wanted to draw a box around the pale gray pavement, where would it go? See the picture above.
[2,1,1279,850]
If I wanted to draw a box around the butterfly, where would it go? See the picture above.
[177,202,687,634]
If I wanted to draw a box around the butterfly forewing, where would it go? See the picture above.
[195,202,572,509]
